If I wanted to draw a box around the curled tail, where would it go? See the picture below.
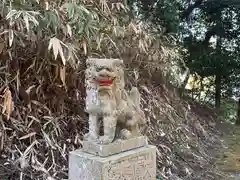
[129,87,141,108]
[129,87,146,125]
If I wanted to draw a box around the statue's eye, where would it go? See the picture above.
[106,67,113,72]
[96,66,103,72]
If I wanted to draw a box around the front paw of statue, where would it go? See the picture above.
[83,132,90,140]
[99,136,114,144]
[83,133,98,142]
[126,119,137,127]
[120,129,132,140]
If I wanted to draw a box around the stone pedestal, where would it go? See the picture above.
[69,145,156,180]
[82,136,148,157]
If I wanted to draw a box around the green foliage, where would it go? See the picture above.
[131,0,240,106]
[181,0,240,107]
[156,175,164,180]
[220,99,237,123]
[129,0,183,33]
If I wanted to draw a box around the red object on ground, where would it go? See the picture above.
[97,79,113,86]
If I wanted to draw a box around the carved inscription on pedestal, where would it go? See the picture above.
[107,150,156,180]
[69,146,156,180]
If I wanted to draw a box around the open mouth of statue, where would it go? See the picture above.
[97,79,113,86]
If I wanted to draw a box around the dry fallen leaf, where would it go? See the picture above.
[48,37,67,65]
[66,24,72,37]
[8,29,14,47]
[82,40,87,55]
[0,38,5,54]
[19,132,36,140]
[2,88,14,120]
[59,65,66,88]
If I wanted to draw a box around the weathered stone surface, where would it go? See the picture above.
[82,136,148,157]
[69,145,156,180]
[84,58,147,144]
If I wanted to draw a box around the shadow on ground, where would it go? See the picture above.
[216,125,240,179]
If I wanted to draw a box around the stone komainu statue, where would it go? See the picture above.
[84,58,146,144]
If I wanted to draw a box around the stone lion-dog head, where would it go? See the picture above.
[85,58,124,114]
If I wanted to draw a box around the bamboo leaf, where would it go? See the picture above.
[0,39,5,54]
[23,14,30,32]
[66,24,72,37]
[59,66,66,87]
[2,88,13,120]
[67,3,75,19]
[6,9,18,20]
[82,40,87,55]
[48,37,66,65]
[19,132,36,140]
[9,29,14,47]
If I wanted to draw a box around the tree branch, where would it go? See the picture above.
[202,26,218,45]
[220,0,240,7]
[182,0,240,20]
[182,0,204,19]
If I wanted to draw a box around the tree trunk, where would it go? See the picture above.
[192,75,196,99]
[236,98,240,125]
[198,77,203,101]
[215,35,222,108]
[178,68,190,97]
[215,72,221,108]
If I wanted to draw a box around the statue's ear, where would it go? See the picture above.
[86,58,96,67]
[113,59,123,67]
